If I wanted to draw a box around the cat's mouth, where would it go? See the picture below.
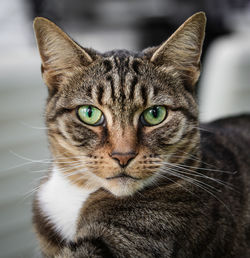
[104,172,152,197]
[106,173,139,181]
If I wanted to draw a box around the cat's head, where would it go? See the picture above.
[34,12,206,196]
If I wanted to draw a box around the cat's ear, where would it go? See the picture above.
[150,12,206,88]
[33,17,93,93]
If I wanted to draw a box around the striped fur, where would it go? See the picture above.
[32,12,250,257]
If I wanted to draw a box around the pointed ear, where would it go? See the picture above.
[33,17,93,93]
[150,12,206,88]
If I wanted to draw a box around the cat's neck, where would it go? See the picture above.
[37,166,96,241]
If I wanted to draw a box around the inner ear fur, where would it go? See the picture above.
[33,17,93,93]
[150,12,206,88]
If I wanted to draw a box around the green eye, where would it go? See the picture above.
[77,106,104,126]
[141,106,167,126]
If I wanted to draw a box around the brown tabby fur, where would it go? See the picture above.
[33,12,250,257]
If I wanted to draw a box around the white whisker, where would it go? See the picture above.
[158,167,231,212]
[160,152,236,174]
[156,172,194,195]
[161,161,236,190]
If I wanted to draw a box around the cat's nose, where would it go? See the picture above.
[110,151,137,168]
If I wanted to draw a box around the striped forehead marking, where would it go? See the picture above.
[95,55,148,108]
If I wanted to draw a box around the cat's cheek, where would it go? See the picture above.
[57,112,107,146]
[141,119,187,153]
[53,121,99,150]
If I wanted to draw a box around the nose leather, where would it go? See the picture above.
[110,151,137,167]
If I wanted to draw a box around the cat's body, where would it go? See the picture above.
[32,13,250,257]
[59,114,250,258]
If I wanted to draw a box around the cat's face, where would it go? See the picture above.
[34,13,206,196]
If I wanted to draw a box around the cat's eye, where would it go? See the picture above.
[77,105,104,126]
[141,106,167,126]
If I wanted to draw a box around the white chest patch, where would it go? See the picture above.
[38,166,94,241]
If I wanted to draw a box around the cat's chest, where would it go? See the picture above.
[37,166,94,241]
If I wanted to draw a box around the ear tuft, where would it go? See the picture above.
[150,12,206,87]
[33,17,93,92]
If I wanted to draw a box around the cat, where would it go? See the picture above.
[32,12,250,257]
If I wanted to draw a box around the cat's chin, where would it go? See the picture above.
[103,176,155,197]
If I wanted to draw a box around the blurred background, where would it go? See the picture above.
[0,0,250,257]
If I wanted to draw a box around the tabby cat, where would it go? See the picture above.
[32,12,250,257]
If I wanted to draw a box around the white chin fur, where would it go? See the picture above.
[37,166,96,241]
[104,177,156,197]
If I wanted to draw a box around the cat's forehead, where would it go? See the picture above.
[60,49,185,119]
[101,49,144,77]
[102,49,142,59]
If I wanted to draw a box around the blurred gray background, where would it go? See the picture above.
[0,0,250,257]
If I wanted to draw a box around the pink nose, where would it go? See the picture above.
[110,151,137,168]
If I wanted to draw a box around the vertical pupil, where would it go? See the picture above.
[152,107,158,118]
[87,106,92,117]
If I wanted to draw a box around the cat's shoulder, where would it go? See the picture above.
[200,114,250,160]
[205,114,250,127]
[201,114,250,136]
